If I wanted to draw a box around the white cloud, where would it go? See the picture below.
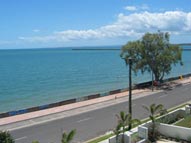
[116,11,189,32]
[33,29,40,33]
[18,35,56,42]
[55,29,101,40]
[125,6,137,11]
[18,11,191,44]
[124,4,149,12]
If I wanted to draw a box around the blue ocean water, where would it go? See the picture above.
[0,46,190,113]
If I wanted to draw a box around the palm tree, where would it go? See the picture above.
[116,111,140,143]
[113,123,122,143]
[143,103,164,123]
[143,103,164,141]
[61,129,76,143]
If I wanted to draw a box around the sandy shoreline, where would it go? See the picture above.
[0,76,191,126]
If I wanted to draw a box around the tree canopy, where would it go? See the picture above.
[121,31,183,81]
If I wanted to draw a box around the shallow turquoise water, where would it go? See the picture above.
[0,46,190,112]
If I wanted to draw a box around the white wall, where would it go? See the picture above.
[158,123,191,140]
[109,133,130,143]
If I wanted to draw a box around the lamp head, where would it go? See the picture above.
[128,57,133,64]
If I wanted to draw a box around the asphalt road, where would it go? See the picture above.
[10,83,191,143]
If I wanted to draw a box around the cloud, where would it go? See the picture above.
[124,4,149,11]
[18,11,191,44]
[125,6,137,11]
[116,11,190,32]
[33,29,40,33]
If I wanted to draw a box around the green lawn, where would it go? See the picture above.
[175,115,191,128]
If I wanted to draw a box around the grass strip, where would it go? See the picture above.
[87,133,114,143]
[175,115,191,128]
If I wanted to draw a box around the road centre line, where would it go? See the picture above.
[158,94,168,99]
[76,117,92,123]
[15,136,27,141]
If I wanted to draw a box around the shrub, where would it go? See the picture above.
[32,141,40,143]
[62,129,76,143]
[187,136,191,142]
[0,131,14,143]
[175,134,180,142]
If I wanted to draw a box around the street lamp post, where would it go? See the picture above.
[128,58,132,130]
[152,68,154,92]
[151,59,154,91]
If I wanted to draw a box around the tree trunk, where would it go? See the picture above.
[159,70,165,81]
[153,68,159,81]
[122,126,125,143]
[154,73,160,81]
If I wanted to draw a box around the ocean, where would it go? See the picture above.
[0,46,190,113]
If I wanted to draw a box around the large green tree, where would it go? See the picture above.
[121,31,182,81]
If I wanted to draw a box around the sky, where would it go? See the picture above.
[0,0,191,49]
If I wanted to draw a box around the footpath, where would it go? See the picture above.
[0,77,191,131]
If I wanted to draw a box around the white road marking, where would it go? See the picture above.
[158,94,168,99]
[76,117,92,123]
[29,120,35,123]
[15,136,27,141]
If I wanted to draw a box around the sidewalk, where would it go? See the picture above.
[0,77,190,131]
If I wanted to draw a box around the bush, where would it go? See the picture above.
[187,136,191,142]
[0,131,14,143]
[148,123,160,142]
[32,141,40,143]
[159,113,184,124]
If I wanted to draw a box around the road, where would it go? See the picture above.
[10,83,191,143]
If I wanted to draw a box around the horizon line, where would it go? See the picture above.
[0,43,191,51]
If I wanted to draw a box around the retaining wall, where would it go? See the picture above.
[139,108,191,141]
[109,133,130,143]
[158,123,191,141]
